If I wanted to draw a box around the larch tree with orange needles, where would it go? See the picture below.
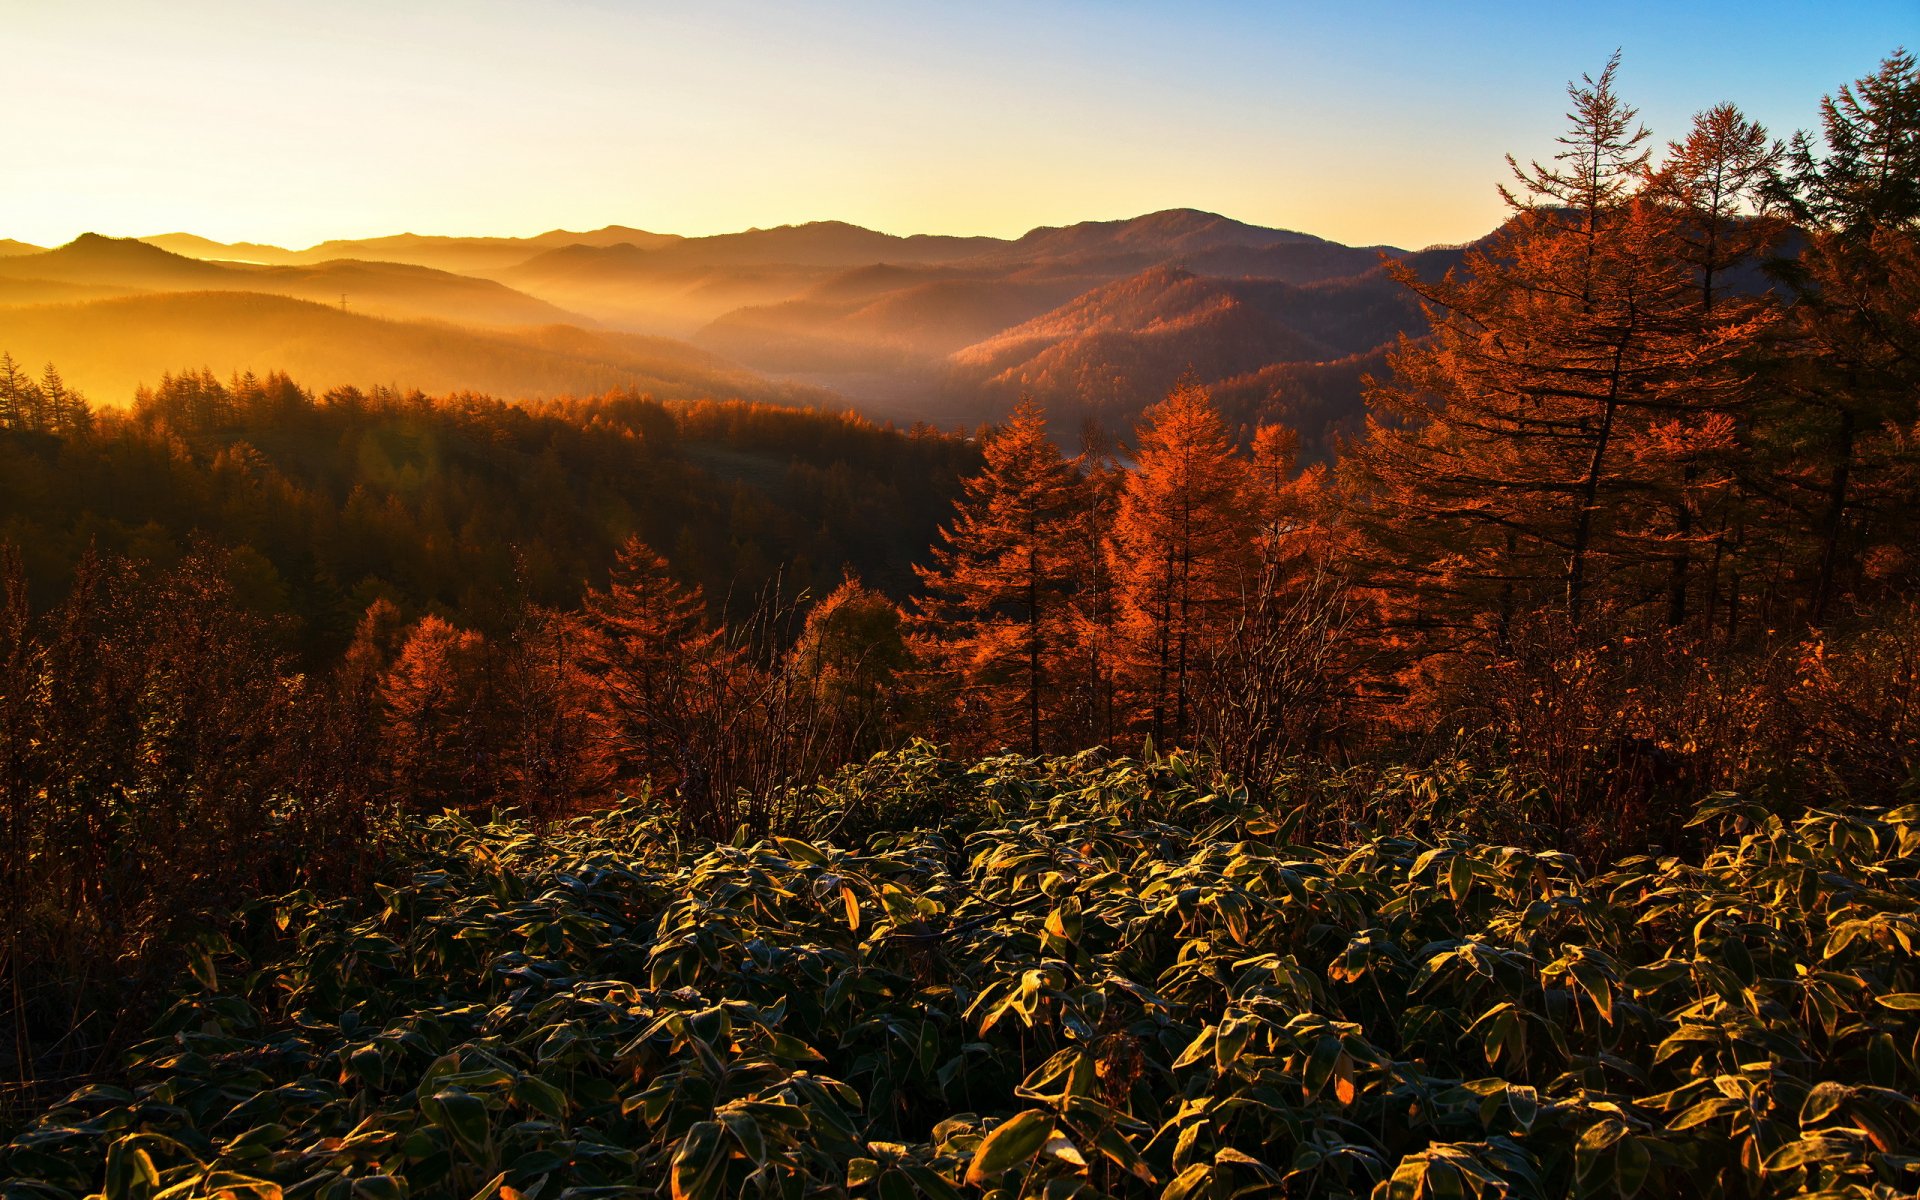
[1344,55,1766,652]
[913,399,1088,754]
[1641,102,1784,632]
[580,537,734,810]
[1109,377,1253,743]
[1765,50,1920,625]
[382,615,491,810]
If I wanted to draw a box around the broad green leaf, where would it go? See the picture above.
[670,1121,727,1200]
[964,1109,1054,1184]
[1161,1163,1211,1200]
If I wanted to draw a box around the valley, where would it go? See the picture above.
[0,209,1457,447]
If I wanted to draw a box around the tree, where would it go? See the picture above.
[912,399,1087,754]
[1345,56,1761,652]
[1649,104,1784,314]
[1779,49,1920,237]
[1064,423,1126,748]
[579,537,731,809]
[791,572,914,755]
[1765,50,1920,622]
[1644,105,1784,631]
[36,364,83,435]
[496,607,608,819]
[1109,378,1251,742]
[382,616,490,810]
[0,355,38,432]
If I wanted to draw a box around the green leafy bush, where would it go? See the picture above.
[4,745,1916,1200]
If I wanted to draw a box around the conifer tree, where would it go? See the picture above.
[792,572,913,753]
[580,537,730,800]
[1109,378,1251,742]
[1345,56,1760,648]
[498,607,607,818]
[1643,105,1784,630]
[382,616,489,810]
[0,355,33,432]
[1766,50,1920,621]
[1649,104,1785,314]
[36,364,76,435]
[1248,423,1328,572]
[1065,425,1125,747]
[913,398,1086,753]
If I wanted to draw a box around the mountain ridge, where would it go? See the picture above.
[0,234,586,328]
[0,211,1489,441]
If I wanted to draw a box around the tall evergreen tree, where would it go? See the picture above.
[381,616,490,810]
[580,537,730,801]
[36,364,77,434]
[0,355,34,432]
[912,399,1086,754]
[1635,104,1786,630]
[1345,56,1763,650]
[1766,50,1920,621]
[1649,104,1785,314]
[1110,378,1251,742]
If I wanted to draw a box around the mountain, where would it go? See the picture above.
[496,223,1012,334]
[1210,346,1396,460]
[141,233,303,263]
[0,291,833,407]
[0,234,234,289]
[0,235,585,327]
[513,210,1407,367]
[495,210,1448,436]
[632,220,1003,269]
[0,239,46,258]
[501,243,833,334]
[138,226,685,274]
[990,208,1337,263]
[942,262,1432,449]
[291,226,684,274]
[3,211,1488,439]
[691,268,1095,370]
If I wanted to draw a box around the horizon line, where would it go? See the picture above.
[12,205,1443,257]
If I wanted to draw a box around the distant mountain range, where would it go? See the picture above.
[0,234,581,326]
[0,210,1480,446]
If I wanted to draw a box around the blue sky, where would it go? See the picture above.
[3,0,1910,248]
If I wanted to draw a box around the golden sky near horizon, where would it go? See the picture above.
[1,0,1907,250]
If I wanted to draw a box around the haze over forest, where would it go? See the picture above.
[0,208,1462,453]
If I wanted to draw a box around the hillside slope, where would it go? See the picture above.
[943,264,1427,442]
[0,213,1483,437]
[0,291,829,405]
[0,235,583,327]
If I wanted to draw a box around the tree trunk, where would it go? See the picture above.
[1568,348,1626,624]
[1667,463,1697,628]
[1812,408,1856,626]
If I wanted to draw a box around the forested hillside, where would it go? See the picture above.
[0,367,976,653]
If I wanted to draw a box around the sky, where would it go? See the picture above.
[2,0,1911,250]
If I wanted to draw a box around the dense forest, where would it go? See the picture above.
[0,365,977,647]
[3,50,1918,1200]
